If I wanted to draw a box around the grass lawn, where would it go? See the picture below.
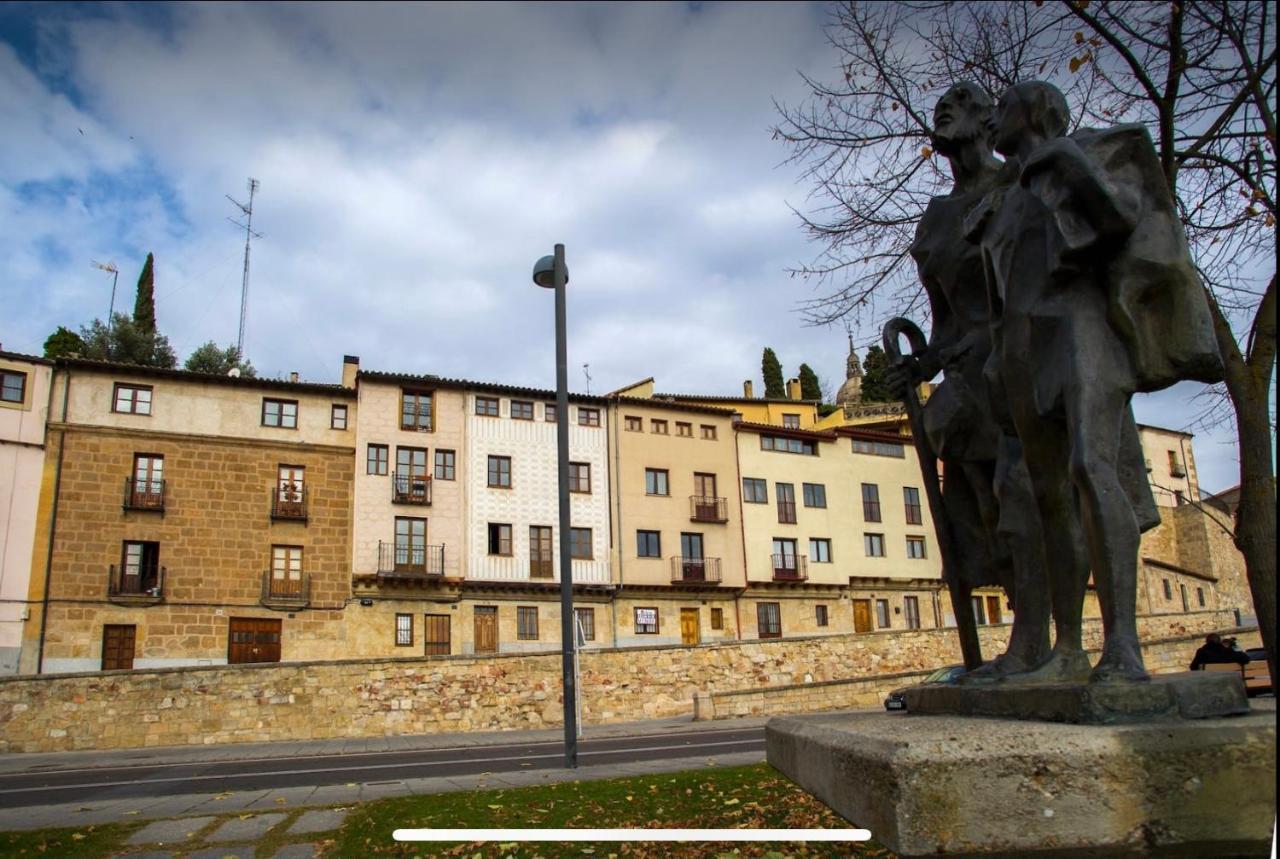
[0,822,138,859]
[332,762,894,858]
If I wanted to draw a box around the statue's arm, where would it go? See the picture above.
[1022,138,1138,244]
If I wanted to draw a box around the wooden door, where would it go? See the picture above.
[474,606,498,654]
[680,608,700,646]
[102,624,136,670]
[986,595,1003,625]
[228,618,282,664]
[852,599,873,633]
[680,533,705,581]
[424,614,451,656]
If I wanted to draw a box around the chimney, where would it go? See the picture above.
[289,371,300,384]
[342,355,359,389]
[743,380,754,399]
[787,378,801,400]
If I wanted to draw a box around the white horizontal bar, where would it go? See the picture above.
[393,828,871,842]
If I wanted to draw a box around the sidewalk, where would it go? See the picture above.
[0,713,773,833]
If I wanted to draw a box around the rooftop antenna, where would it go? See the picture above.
[90,260,119,338]
[582,363,592,395]
[226,178,262,357]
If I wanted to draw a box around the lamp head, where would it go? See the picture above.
[532,254,567,289]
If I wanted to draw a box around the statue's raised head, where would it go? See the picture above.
[931,81,994,156]
[992,80,1070,156]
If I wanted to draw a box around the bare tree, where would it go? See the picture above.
[775,0,1275,680]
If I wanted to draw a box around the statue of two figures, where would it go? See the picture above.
[886,80,1224,685]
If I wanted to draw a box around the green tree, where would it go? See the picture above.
[184,341,257,377]
[42,326,85,359]
[79,313,177,368]
[859,345,893,403]
[133,253,156,334]
[761,347,785,399]
[798,363,823,401]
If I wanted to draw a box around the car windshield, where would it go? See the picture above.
[924,666,958,682]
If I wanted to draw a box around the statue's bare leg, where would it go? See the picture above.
[992,435,1051,669]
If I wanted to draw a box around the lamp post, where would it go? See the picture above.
[532,243,577,769]
[91,261,119,340]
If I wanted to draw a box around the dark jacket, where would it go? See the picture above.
[1190,641,1249,671]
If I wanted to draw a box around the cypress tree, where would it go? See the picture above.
[859,345,894,402]
[761,347,785,399]
[798,363,823,401]
[133,253,156,335]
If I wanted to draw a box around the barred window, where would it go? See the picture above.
[517,606,539,640]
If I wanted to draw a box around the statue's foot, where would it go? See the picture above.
[956,647,1048,684]
[1090,642,1149,683]
[1000,648,1092,685]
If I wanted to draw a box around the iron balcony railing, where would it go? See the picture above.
[771,553,808,581]
[377,541,445,577]
[671,556,722,584]
[123,477,166,512]
[529,557,554,579]
[261,570,310,603]
[689,496,728,523]
[777,500,797,524]
[392,471,432,505]
[271,485,308,521]
[108,564,165,598]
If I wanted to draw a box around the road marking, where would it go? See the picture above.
[0,738,767,796]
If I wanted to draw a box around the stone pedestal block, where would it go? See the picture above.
[766,705,1276,858]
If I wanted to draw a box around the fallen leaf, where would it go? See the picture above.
[71,833,85,841]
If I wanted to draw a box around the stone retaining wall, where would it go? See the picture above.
[0,609,1239,753]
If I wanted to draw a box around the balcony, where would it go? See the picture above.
[123,477,166,513]
[271,485,308,522]
[529,558,554,579]
[107,564,165,606]
[771,554,808,582]
[671,556,722,584]
[260,570,310,610]
[689,496,728,523]
[376,541,445,581]
[1170,462,1187,478]
[392,471,432,505]
[777,500,797,524]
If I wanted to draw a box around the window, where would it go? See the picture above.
[396,446,427,478]
[1,370,26,404]
[570,527,593,560]
[515,606,539,640]
[645,468,669,496]
[434,449,455,480]
[401,390,433,430]
[529,526,553,577]
[757,603,782,639]
[971,595,988,624]
[118,541,160,595]
[862,483,882,522]
[700,424,717,440]
[574,607,596,642]
[782,414,801,429]
[904,596,921,630]
[760,434,817,455]
[1197,587,1205,607]
[876,599,891,628]
[487,523,512,556]
[270,546,303,591]
[675,421,693,437]
[129,454,164,508]
[906,536,927,559]
[637,530,662,558]
[634,607,659,634]
[772,538,799,577]
[776,483,796,524]
[651,418,669,435]
[394,448,428,502]
[277,465,305,508]
[569,462,591,493]
[331,404,348,430]
[395,614,414,646]
[864,533,886,557]
[816,605,829,627]
[113,383,153,415]
[809,538,832,563]
[395,517,427,569]
[262,398,298,428]
[742,478,768,503]
[475,396,499,417]
[903,487,923,524]
[487,455,512,488]
[851,438,906,457]
[544,403,557,422]
[710,608,724,630]
[802,483,827,508]
[625,415,643,432]
[510,400,534,420]
[367,444,389,475]
[578,407,601,427]
[1162,578,1173,600]
[1168,449,1185,476]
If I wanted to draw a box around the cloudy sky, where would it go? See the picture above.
[0,2,1245,492]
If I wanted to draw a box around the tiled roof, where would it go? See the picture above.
[734,420,839,441]
[356,369,607,404]
[655,392,822,405]
[0,349,54,366]
[56,357,356,397]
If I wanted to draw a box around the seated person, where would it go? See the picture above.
[1189,633,1249,670]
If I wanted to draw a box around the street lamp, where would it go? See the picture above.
[91,260,120,340]
[533,244,578,769]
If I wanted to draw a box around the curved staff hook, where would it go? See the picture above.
[882,317,983,671]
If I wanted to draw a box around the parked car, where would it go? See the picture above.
[884,664,967,711]
[1244,648,1272,696]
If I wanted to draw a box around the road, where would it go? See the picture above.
[0,724,766,808]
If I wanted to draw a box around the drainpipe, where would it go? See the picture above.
[732,420,746,641]
[36,367,71,674]
[609,398,622,649]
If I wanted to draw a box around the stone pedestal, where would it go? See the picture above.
[766,703,1276,858]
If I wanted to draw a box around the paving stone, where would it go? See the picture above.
[186,847,256,859]
[205,812,286,842]
[124,852,176,859]
[127,816,216,845]
[271,843,320,859]
[287,808,350,835]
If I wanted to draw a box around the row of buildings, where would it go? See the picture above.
[0,346,1249,675]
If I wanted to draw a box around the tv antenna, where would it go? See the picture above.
[90,260,119,337]
[226,178,262,357]
[582,363,592,395]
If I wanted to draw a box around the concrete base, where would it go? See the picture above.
[767,704,1276,858]
[905,671,1249,725]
